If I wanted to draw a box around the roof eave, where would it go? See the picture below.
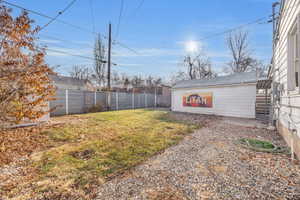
[172,81,257,90]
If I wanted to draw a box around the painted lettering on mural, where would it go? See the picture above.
[183,93,213,107]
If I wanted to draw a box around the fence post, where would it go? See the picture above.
[107,91,111,111]
[65,89,69,115]
[116,92,119,110]
[132,91,134,109]
[154,88,157,108]
[94,91,97,106]
[145,92,147,108]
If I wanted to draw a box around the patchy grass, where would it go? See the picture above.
[2,109,199,199]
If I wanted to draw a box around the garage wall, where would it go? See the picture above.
[171,84,256,118]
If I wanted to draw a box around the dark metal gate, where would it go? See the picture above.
[256,78,272,124]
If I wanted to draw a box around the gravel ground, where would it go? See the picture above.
[96,113,300,200]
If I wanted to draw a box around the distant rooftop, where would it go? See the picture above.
[173,71,257,89]
[50,75,90,87]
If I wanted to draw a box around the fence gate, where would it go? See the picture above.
[256,78,272,124]
[255,93,271,123]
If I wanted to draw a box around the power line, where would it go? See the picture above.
[1,0,98,35]
[115,0,125,38]
[39,33,94,48]
[40,0,78,30]
[42,46,117,65]
[88,0,96,33]
[1,0,140,55]
[130,0,145,17]
[191,15,272,63]
[43,47,103,62]
[200,16,271,41]
[113,40,140,55]
[40,32,140,56]
[39,32,141,56]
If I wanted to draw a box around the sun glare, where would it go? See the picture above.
[185,41,198,53]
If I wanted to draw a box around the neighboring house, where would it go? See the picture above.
[172,72,257,118]
[159,84,171,96]
[131,84,171,95]
[109,80,171,96]
[50,75,95,91]
[111,81,133,92]
[269,0,300,158]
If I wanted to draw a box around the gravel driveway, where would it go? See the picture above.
[96,113,300,200]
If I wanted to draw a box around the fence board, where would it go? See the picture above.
[50,90,171,116]
[50,89,66,116]
[118,92,132,110]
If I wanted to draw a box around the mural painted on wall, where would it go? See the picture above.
[183,92,213,108]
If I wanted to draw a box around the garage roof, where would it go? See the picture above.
[173,71,257,89]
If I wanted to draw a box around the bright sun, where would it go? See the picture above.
[185,41,198,53]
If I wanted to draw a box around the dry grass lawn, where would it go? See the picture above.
[1,109,199,199]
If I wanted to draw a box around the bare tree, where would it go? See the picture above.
[226,30,257,73]
[131,75,144,87]
[145,75,154,87]
[153,77,162,86]
[69,65,92,80]
[194,56,216,79]
[93,34,106,86]
[183,53,217,80]
[184,56,195,79]
[225,30,269,76]
[111,70,120,84]
[123,77,130,88]
[170,71,189,84]
[50,65,61,72]
[256,63,269,78]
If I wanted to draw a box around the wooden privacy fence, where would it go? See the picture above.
[50,89,171,116]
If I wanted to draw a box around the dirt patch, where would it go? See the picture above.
[70,149,95,160]
[145,186,188,200]
[50,115,90,126]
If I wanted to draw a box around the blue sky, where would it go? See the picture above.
[7,0,274,79]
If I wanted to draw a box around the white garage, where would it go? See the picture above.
[171,72,257,118]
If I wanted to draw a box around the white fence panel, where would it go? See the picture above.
[50,90,171,116]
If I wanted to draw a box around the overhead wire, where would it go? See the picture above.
[191,15,273,63]
[88,0,96,33]
[40,0,78,31]
[1,0,140,55]
[1,0,273,73]
[115,0,125,39]
[1,0,99,35]
[42,46,119,66]
[200,16,271,41]
[38,33,94,48]
[130,0,145,17]
[41,47,104,62]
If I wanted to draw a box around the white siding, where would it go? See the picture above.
[172,84,256,118]
[273,0,300,137]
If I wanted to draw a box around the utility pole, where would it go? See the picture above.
[107,23,112,90]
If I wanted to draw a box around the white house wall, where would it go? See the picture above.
[172,84,256,118]
[273,0,300,135]
[272,0,300,158]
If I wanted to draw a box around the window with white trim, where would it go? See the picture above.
[287,17,300,92]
